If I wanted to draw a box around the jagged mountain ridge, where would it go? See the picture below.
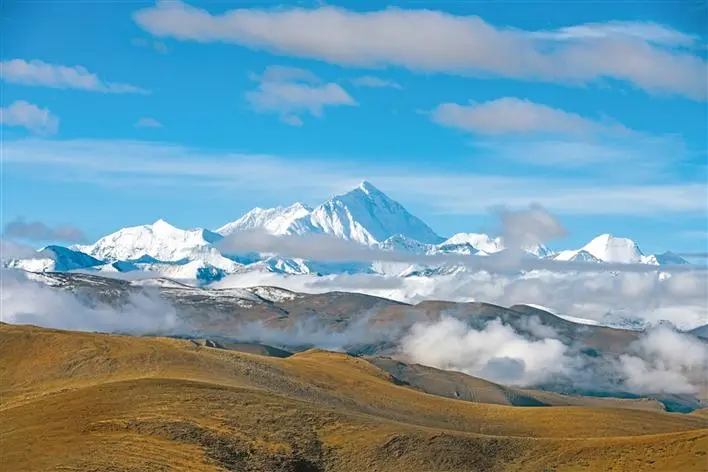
[3,182,690,280]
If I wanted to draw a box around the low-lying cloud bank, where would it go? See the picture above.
[400,315,707,395]
[214,269,708,331]
[1,270,179,334]
[2,268,706,400]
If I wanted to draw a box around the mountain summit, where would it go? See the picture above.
[217,181,443,245]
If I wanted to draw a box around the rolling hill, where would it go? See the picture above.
[1,323,707,471]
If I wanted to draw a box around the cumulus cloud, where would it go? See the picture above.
[431,97,630,136]
[0,269,179,334]
[3,218,86,243]
[401,316,570,385]
[0,100,59,135]
[618,326,708,394]
[134,117,163,128]
[399,315,707,394]
[245,65,357,125]
[133,3,707,100]
[495,203,567,249]
[350,76,402,89]
[0,59,149,94]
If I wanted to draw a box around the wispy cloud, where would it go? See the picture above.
[0,100,59,135]
[246,65,357,125]
[3,217,86,243]
[350,76,402,89]
[3,138,706,217]
[430,97,630,136]
[0,59,149,94]
[532,21,699,47]
[133,3,707,100]
[134,117,163,128]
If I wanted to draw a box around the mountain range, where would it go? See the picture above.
[4,181,689,282]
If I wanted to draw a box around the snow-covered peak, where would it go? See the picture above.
[75,220,225,263]
[217,202,312,236]
[306,183,442,245]
[377,234,431,253]
[442,233,504,254]
[4,245,104,272]
[553,249,603,263]
[641,251,689,266]
[582,234,643,263]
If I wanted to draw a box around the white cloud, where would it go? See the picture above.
[1,269,179,334]
[246,65,357,125]
[0,100,59,135]
[431,97,630,136]
[533,21,699,47]
[3,138,706,217]
[134,117,163,128]
[133,3,707,100]
[0,59,149,94]
[215,269,708,331]
[350,75,402,89]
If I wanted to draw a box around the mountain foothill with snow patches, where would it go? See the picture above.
[5,181,689,282]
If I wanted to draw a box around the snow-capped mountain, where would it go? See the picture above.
[4,183,693,283]
[217,181,442,246]
[75,219,227,264]
[4,245,104,272]
[555,234,688,265]
[581,234,644,263]
[217,202,312,236]
[441,232,551,257]
[443,233,503,254]
[553,249,604,263]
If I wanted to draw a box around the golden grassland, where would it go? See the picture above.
[1,323,706,471]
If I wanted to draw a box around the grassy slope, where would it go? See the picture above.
[1,324,707,472]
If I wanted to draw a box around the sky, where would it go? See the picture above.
[1,0,707,254]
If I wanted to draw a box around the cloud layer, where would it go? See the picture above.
[4,138,706,217]
[133,3,707,100]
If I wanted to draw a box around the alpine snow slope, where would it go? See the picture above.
[4,182,692,284]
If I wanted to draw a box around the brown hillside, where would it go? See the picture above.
[1,324,706,471]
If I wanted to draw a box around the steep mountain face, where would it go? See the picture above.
[75,219,225,264]
[306,181,442,245]
[553,249,604,263]
[216,181,442,246]
[582,234,644,263]
[216,203,312,236]
[642,251,689,265]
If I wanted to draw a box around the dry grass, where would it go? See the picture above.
[1,324,707,471]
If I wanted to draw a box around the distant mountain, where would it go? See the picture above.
[582,234,644,264]
[217,202,312,236]
[3,183,693,282]
[556,234,688,265]
[217,181,442,245]
[5,245,103,272]
[74,219,233,267]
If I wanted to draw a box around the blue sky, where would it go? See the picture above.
[1,0,706,253]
